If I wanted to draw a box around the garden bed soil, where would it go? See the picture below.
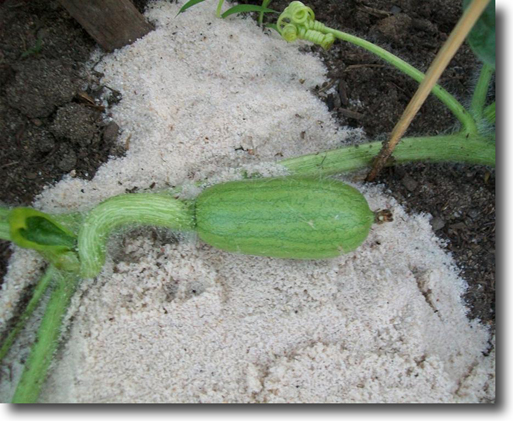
[0,0,495,329]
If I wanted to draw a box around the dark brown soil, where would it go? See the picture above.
[0,0,495,330]
[0,0,126,280]
[0,0,126,206]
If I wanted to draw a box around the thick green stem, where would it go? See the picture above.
[216,0,225,17]
[471,63,494,121]
[323,27,477,134]
[280,134,495,177]
[12,269,80,403]
[0,265,55,365]
[78,193,195,279]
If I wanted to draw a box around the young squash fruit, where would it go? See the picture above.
[195,177,374,259]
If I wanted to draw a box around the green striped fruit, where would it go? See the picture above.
[195,177,374,259]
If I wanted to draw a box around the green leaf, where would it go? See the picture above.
[9,208,79,272]
[22,217,76,249]
[177,0,208,16]
[9,208,76,251]
[463,0,495,69]
[221,5,277,19]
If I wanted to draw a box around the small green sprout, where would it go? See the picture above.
[177,0,276,20]
[21,37,43,59]
[177,0,209,16]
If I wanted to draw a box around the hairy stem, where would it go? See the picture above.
[280,133,495,177]
[365,0,491,182]
[78,193,195,278]
[471,63,495,121]
[323,27,477,134]
[12,269,80,403]
[0,266,56,365]
[483,101,495,125]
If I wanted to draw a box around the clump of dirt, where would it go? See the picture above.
[5,59,81,118]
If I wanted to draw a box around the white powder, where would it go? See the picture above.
[0,248,44,327]
[0,1,494,403]
[34,1,352,213]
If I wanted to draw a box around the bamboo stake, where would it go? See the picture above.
[366,0,491,182]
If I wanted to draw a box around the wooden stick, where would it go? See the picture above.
[59,0,154,52]
[366,0,491,182]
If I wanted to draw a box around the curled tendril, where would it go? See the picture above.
[277,1,334,50]
[302,30,335,50]
[281,23,299,42]
[288,1,314,24]
[303,19,327,33]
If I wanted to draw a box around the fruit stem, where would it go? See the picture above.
[78,193,195,278]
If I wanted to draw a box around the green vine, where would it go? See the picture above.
[216,0,225,17]
[276,1,478,134]
[12,269,80,403]
[280,133,495,176]
[471,63,495,122]
[483,101,495,125]
[0,266,56,364]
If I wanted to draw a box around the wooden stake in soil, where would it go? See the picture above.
[59,0,154,52]
[366,0,491,182]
